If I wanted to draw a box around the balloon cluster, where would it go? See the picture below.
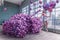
[43,0,59,12]
[2,13,42,38]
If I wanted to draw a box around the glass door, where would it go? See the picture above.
[46,0,60,33]
[55,9,60,33]
[46,10,56,32]
[54,1,60,33]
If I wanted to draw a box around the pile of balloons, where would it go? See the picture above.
[2,13,42,38]
[30,17,43,33]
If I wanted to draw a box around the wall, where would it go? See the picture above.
[0,1,19,25]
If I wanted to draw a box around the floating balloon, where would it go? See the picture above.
[43,3,50,10]
[3,8,7,12]
[50,1,56,8]
[48,7,52,12]
[56,0,59,3]
[39,0,42,4]
[30,0,33,3]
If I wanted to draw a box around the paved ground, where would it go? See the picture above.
[0,25,60,40]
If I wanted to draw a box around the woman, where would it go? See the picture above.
[42,11,48,32]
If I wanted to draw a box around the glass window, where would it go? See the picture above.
[30,10,34,15]
[56,11,60,19]
[30,0,43,17]
[56,8,60,11]
[34,14,38,17]
[37,13,42,17]
[47,0,60,8]
[22,0,43,17]
[22,5,29,14]
[46,11,50,16]
[47,0,50,3]
[56,0,60,8]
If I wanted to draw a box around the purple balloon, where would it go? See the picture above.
[56,0,59,3]
[49,1,56,8]
[43,3,50,10]
[30,0,33,3]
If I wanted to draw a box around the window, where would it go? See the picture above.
[47,0,60,30]
[56,0,60,8]
[56,11,60,19]
[22,0,43,18]
[30,0,43,17]
[24,0,43,21]
[22,5,29,14]
[47,0,60,8]
[56,8,60,11]
[30,3,35,15]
